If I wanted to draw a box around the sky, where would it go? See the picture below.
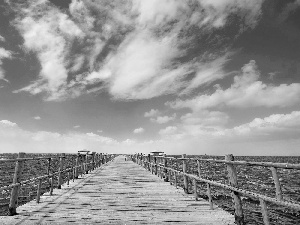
[0,0,300,155]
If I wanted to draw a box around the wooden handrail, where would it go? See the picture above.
[132,153,300,225]
[150,156,300,170]
[0,152,116,216]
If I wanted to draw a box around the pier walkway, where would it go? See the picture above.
[0,156,234,224]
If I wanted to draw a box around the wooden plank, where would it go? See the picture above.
[0,156,234,225]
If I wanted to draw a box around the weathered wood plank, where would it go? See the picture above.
[0,156,234,224]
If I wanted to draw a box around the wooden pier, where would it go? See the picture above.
[0,156,234,224]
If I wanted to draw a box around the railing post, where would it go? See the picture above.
[8,152,25,216]
[182,154,188,194]
[36,179,42,203]
[50,175,54,195]
[207,183,213,210]
[85,153,89,174]
[99,153,102,167]
[225,154,244,225]
[47,157,51,188]
[67,171,70,185]
[154,157,158,175]
[174,171,178,188]
[58,153,65,189]
[163,154,169,182]
[92,152,96,170]
[270,167,282,201]
[75,154,79,179]
[193,179,198,201]
[80,155,83,176]
[47,158,51,176]
[95,153,99,168]
[259,198,270,225]
[147,154,151,171]
[197,160,201,177]
[196,159,201,197]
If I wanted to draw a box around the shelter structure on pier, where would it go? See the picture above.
[150,150,164,156]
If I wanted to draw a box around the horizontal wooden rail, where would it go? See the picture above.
[0,152,116,216]
[132,153,300,225]
[0,157,55,163]
[154,164,300,211]
[152,156,300,170]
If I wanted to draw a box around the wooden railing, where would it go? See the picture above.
[0,152,115,216]
[131,153,300,225]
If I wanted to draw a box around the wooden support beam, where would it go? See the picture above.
[270,167,282,201]
[225,154,244,225]
[193,179,198,201]
[207,183,213,210]
[50,176,54,195]
[182,154,188,193]
[85,153,89,174]
[36,179,42,203]
[8,152,25,216]
[58,153,65,189]
[75,155,79,179]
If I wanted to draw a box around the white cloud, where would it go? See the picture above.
[181,111,229,128]
[0,47,12,81]
[11,0,264,101]
[13,0,84,100]
[0,120,17,127]
[123,139,136,145]
[181,54,231,95]
[231,111,300,136]
[0,35,5,42]
[144,109,160,118]
[32,131,61,141]
[33,116,41,120]
[133,127,145,134]
[73,125,80,128]
[170,60,300,111]
[94,30,186,100]
[97,130,103,133]
[198,0,264,29]
[0,117,299,155]
[159,126,178,135]
[151,113,176,124]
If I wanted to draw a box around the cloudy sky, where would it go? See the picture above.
[0,0,300,155]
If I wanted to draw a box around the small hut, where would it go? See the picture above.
[78,150,90,155]
[150,151,164,156]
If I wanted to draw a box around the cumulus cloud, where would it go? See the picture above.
[133,127,145,134]
[13,0,84,100]
[159,126,178,135]
[0,119,120,153]
[73,125,80,128]
[231,111,300,137]
[144,109,160,118]
[0,35,5,42]
[33,116,41,120]
[0,120,17,127]
[170,60,300,111]
[181,111,229,128]
[10,0,264,101]
[151,113,176,124]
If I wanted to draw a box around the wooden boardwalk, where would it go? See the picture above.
[0,156,234,224]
